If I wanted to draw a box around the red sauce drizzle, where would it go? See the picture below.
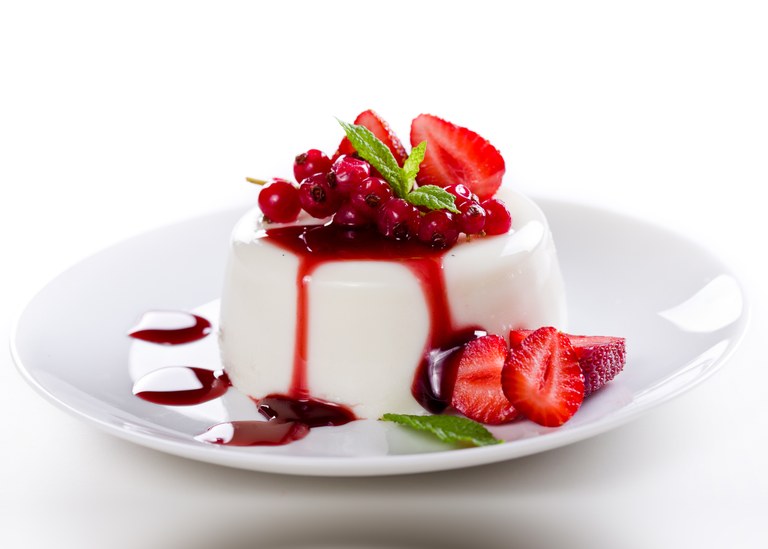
[195,421,310,446]
[132,367,229,406]
[258,394,356,427]
[128,311,211,344]
[264,223,476,410]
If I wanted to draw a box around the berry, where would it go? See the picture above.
[501,327,585,427]
[332,155,371,196]
[293,149,332,182]
[350,177,394,217]
[450,335,518,425]
[336,110,408,166]
[257,179,301,223]
[482,198,512,235]
[457,201,486,234]
[444,183,476,207]
[509,330,626,396]
[410,114,505,200]
[418,210,459,249]
[377,198,421,240]
[298,173,341,218]
[332,202,371,229]
[570,335,626,395]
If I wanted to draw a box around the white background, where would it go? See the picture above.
[1,1,767,547]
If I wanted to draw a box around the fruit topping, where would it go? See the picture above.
[257,178,301,223]
[331,154,371,196]
[509,330,626,395]
[249,112,515,249]
[501,327,585,427]
[332,201,371,229]
[350,176,394,218]
[418,210,460,249]
[298,173,341,218]
[481,198,512,235]
[293,149,333,183]
[336,109,409,166]
[377,197,421,240]
[410,114,505,201]
[457,201,486,234]
[450,335,519,425]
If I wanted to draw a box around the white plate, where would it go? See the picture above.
[11,198,749,476]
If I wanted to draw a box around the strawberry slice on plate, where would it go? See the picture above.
[335,109,408,166]
[410,114,505,201]
[509,329,625,395]
[502,327,585,427]
[568,335,626,395]
[450,334,518,425]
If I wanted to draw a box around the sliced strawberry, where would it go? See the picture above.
[509,329,626,396]
[450,334,518,425]
[569,335,626,396]
[335,110,408,166]
[502,327,584,427]
[410,114,505,201]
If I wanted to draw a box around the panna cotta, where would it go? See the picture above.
[218,186,566,419]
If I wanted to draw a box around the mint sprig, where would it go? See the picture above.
[380,413,503,447]
[337,120,459,214]
[337,119,406,196]
[402,140,426,193]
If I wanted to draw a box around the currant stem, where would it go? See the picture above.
[246,177,268,186]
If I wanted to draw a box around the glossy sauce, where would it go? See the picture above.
[132,367,230,406]
[128,311,212,344]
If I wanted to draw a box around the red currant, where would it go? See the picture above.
[458,201,486,234]
[257,179,301,223]
[418,210,459,249]
[298,173,341,219]
[481,198,512,235]
[332,155,371,196]
[377,198,421,240]
[444,183,476,207]
[332,202,371,229]
[293,149,332,182]
[350,177,393,218]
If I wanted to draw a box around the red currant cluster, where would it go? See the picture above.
[257,149,512,249]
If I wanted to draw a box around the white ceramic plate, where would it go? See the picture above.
[11,198,748,476]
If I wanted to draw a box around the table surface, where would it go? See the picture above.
[1,2,766,548]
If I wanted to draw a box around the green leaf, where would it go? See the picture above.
[380,413,503,447]
[337,119,407,197]
[405,185,460,213]
[402,140,427,194]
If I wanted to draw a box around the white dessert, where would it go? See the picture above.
[218,187,566,419]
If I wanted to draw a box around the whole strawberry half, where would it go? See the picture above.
[335,110,408,166]
[509,329,625,396]
[410,114,505,201]
[450,334,519,425]
[502,327,584,427]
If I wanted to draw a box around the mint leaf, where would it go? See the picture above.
[337,119,407,197]
[380,413,503,447]
[402,140,427,194]
[405,185,460,213]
